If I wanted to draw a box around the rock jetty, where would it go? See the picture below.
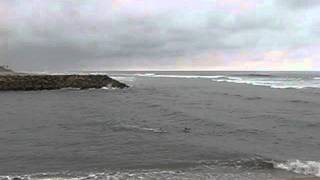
[0,74,128,91]
[0,66,128,91]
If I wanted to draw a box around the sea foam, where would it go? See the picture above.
[110,76,136,82]
[135,73,226,79]
[98,72,320,89]
[275,160,320,177]
[134,73,320,89]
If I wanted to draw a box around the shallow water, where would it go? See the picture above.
[1,71,320,179]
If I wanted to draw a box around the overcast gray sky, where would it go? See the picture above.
[0,0,319,71]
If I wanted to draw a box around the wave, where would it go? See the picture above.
[213,77,320,89]
[132,73,320,89]
[0,158,276,180]
[55,86,125,91]
[288,100,311,104]
[274,160,320,177]
[235,73,275,77]
[113,124,167,133]
[245,96,263,100]
[136,73,227,79]
[0,170,270,180]
[112,73,320,89]
[136,73,157,76]
[101,86,113,90]
[58,87,117,91]
[60,87,82,90]
[135,73,273,79]
[110,76,136,82]
[3,158,320,179]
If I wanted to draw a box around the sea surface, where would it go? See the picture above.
[1,71,320,180]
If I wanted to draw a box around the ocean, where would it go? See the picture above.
[1,71,320,180]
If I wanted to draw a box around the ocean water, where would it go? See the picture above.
[115,71,320,89]
[1,71,320,180]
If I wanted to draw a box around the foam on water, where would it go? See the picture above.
[130,73,320,89]
[275,160,320,177]
[212,76,320,89]
[136,73,156,77]
[2,157,317,179]
[110,76,136,82]
[100,86,120,90]
[135,73,226,79]
[0,172,279,180]
[59,87,82,91]
[0,161,302,180]
[115,124,168,133]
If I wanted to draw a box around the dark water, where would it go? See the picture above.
[1,71,320,179]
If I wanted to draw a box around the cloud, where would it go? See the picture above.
[1,0,320,71]
[278,0,320,9]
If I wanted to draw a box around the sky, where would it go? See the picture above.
[0,0,320,71]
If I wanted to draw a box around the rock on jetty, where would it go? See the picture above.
[0,74,129,91]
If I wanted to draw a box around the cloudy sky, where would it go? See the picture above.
[0,0,320,71]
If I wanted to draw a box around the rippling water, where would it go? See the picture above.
[1,71,320,179]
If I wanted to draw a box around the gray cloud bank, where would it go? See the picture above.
[278,0,320,9]
[0,0,319,71]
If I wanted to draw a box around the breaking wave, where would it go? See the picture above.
[212,77,320,89]
[0,158,277,180]
[234,73,275,77]
[127,73,320,89]
[110,76,136,82]
[135,73,226,79]
[113,124,168,133]
[0,170,274,180]
[2,158,320,179]
[274,160,320,177]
